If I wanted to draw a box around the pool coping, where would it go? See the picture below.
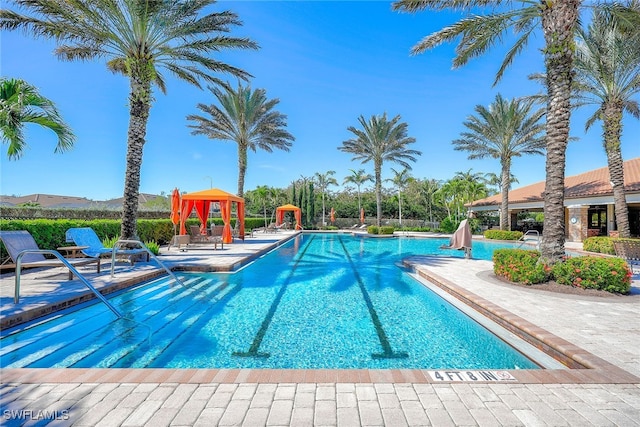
[1,233,639,385]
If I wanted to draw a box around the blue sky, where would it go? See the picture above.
[1,0,639,201]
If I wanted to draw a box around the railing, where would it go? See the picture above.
[14,249,123,319]
[517,230,541,249]
[110,239,184,287]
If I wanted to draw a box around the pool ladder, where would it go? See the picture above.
[13,240,184,320]
[517,230,541,250]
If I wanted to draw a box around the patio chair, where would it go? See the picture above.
[210,224,224,249]
[0,230,100,279]
[189,225,209,243]
[65,227,149,267]
[613,240,640,274]
[186,224,223,250]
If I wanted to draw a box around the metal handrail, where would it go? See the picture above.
[110,239,184,287]
[517,230,541,249]
[14,249,123,319]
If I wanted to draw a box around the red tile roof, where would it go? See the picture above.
[469,157,640,207]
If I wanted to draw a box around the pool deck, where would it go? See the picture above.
[1,231,639,426]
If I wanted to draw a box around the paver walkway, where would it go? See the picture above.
[1,232,639,426]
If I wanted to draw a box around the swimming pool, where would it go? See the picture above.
[1,234,541,370]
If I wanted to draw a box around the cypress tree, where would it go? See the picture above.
[308,182,315,226]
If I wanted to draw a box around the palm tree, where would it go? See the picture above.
[314,170,338,226]
[484,172,519,195]
[573,8,640,238]
[0,0,258,240]
[453,94,545,230]
[187,83,295,198]
[339,113,421,226]
[418,178,441,225]
[0,77,75,159]
[343,168,373,214]
[385,168,413,227]
[393,0,580,263]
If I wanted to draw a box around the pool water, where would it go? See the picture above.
[1,234,538,369]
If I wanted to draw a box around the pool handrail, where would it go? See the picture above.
[14,249,124,319]
[110,239,184,287]
[517,230,541,249]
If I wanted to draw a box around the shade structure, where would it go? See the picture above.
[179,188,245,244]
[360,207,365,224]
[330,207,335,223]
[276,204,302,230]
[170,188,180,234]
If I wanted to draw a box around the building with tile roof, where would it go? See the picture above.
[467,157,640,241]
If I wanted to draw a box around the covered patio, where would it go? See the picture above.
[179,188,245,244]
[276,204,303,230]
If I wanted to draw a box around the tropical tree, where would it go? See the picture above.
[187,83,294,198]
[416,178,442,225]
[253,185,270,228]
[484,172,519,196]
[314,170,338,226]
[339,113,421,226]
[453,94,545,230]
[573,8,640,238]
[393,0,580,263]
[385,168,413,226]
[0,77,75,159]
[343,168,373,214]
[0,0,258,240]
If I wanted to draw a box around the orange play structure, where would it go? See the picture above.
[275,204,303,230]
[179,188,245,244]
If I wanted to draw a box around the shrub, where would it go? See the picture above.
[484,230,523,241]
[367,225,379,234]
[583,236,615,255]
[552,256,631,293]
[439,216,457,233]
[144,240,160,256]
[493,248,550,285]
[379,226,395,235]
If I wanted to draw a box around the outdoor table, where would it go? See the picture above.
[57,245,89,258]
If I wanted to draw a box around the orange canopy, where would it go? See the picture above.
[275,204,302,230]
[179,188,245,244]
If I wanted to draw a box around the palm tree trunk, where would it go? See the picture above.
[540,0,579,264]
[500,161,510,230]
[603,102,630,238]
[120,74,152,240]
[375,163,382,227]
[238,144,247,198]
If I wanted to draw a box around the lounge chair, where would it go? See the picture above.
[0,230,100,279]
[65,227,149,268]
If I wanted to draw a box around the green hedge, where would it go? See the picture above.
[484,230,523,241]
[0,217,269,261]
[365,225,395,235]
[583,236,640,256]
[493,248,631,293]
[583,236,615,254]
